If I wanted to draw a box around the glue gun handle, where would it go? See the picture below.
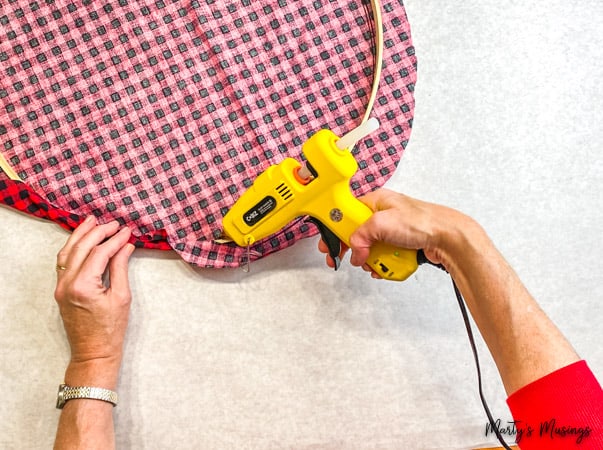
[364,241,419,281]
[330,193,419,281]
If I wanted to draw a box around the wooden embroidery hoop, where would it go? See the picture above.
[0,0,384,182]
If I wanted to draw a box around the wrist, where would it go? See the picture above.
[64,356,122,390]
[427,207,487,273]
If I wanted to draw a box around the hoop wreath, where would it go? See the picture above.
[0,0,417,268]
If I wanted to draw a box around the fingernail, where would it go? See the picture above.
[84,215,95,223]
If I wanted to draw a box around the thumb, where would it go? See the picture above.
[108,243,135,297]
[348,190,394,267]
[349,214,383,267]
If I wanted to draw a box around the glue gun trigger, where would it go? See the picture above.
[305,217,342,271]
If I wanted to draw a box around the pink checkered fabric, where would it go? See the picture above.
[0,0,416,268]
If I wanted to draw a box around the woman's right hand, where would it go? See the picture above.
[318,188,476,277]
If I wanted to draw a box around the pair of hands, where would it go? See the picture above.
[55,189,452,378]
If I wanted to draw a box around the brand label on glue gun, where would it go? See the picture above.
[244,196,277,226]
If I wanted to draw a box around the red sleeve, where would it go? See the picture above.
[506,360,603,449]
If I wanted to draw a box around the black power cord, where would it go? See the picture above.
[418,251,514,450]
[452,277,513,450]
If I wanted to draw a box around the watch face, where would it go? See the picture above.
[56,384,66,409]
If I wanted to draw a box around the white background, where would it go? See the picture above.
[1,1,601,448]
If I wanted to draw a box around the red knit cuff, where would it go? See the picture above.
[506,360,603,449]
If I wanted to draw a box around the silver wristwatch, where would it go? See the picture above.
[56,384,118,409]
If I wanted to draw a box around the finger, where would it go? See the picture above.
[317,239,349,255]
[318,238,349,268]
[356,263,381,279]
[325,254,336,269]
[57,216,97,266]
[355,188,395,213]
[349,225,375,267]
[317,239,329,254]
[107,242,135,299]
[318,240,336,268]
[64,221,122,273]
[346,191,397,268]
[349,206,412,267]
[76,226,132,282]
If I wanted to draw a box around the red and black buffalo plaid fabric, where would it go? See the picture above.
[0,0,417,268]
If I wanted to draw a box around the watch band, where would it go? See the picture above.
[56,384,118,409]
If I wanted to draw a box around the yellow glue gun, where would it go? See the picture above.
[221,119,420,281]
